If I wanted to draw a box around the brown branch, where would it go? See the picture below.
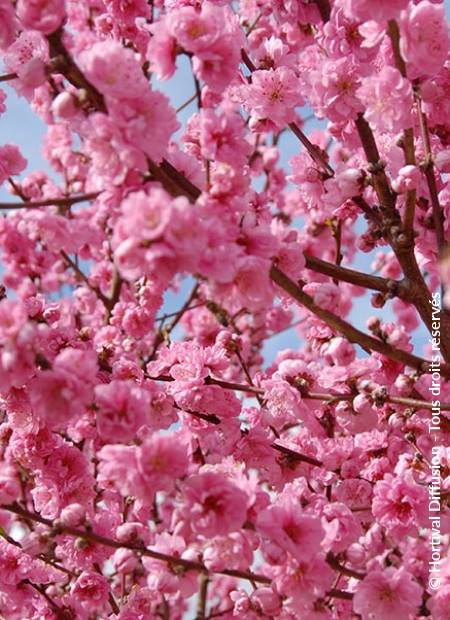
[354,114,396,219]
[197,574,209,620]
[328,589,354,601]
[234,347,264,407]
[94,562,120,614]
[387,20,417,236]
[147,373,262,395]
[22,580,70,620]
[270,442,323,467]
[314,0,331,21]
[47,30,107,113]
[0,192,100,210]
[241,49,257,73]
[354,113,450,361]
[60,250,111,308]
[326,553,365,580]
[415,92,445,254]
[0,72,18,82]
[160,159,202,201]
[104,268,123,322]
[2,503,271,585]
[155,302,204,322]
[308,390,450,412]
[179,403,324,467]
[288,122,334,177]
[150,373,450,411]
[304,254,411,301]
[270,264,450,377]
[246,12,263,36]
[387,20,407,77]
[351,195,383,226]
[146,158,192,199]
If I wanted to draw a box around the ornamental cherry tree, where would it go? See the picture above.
[0,0,449,618]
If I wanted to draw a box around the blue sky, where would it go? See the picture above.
[1,4,448,365]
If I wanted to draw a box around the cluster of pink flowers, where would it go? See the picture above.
[0,0,448,618]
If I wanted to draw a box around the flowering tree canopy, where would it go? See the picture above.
[0,0,449,618]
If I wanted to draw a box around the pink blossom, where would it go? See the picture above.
[192,35,241,92]
[17,0,65,34]
[166,5,223,55]
[392,164,421,193]
[147,21,177,80]
[59,503,86,528]
[116,188,172,242]
[400,1,449,77]
[261,378,307,430]
[372,471,428,537]
[79,39,149,100]
[0,145,27,184]
[273,555,334,607]
[231,256,274,311]
[0,463,20,504]
[108,92,180,163]
[250,587,282,617]
[257,499,324,561]
[0,0,17,50]
[51,92,78,119]
[338,0,409,22]
[324,337,356,366]
[190,109,252,167]
[0,0,447,615]
[354,567,422,620]
[97,444,142,499]
[202,532,254,572]
[427,585,450,620]
[309,57,363,122]
[31,444,95,518]
[357,67,414,133]
[435,150,450,173]
[29,348,97,430]
[3,30,49,98]
[143,533,198,597]
[0,540,33,585]
[95,380,150,443]
[70,570,110,611]
[137,434,189,497]
[0,89,5,116]
[321,502,362,553]
[238,67,304,130]
[183,471,248,537]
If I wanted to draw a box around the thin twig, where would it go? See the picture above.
[415,91,445,254]
[304,254,411,301]
[240,50,334,177]
[270,264,450,377]
[387,20,417,236]
[288,122,334,177]
[326,552,365,580]
[0,192,100,210]
[147,283,200,361]
[149,373,450,411]
[176,93,197,114]
[196,573,209,620]
[60,250,110,308]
